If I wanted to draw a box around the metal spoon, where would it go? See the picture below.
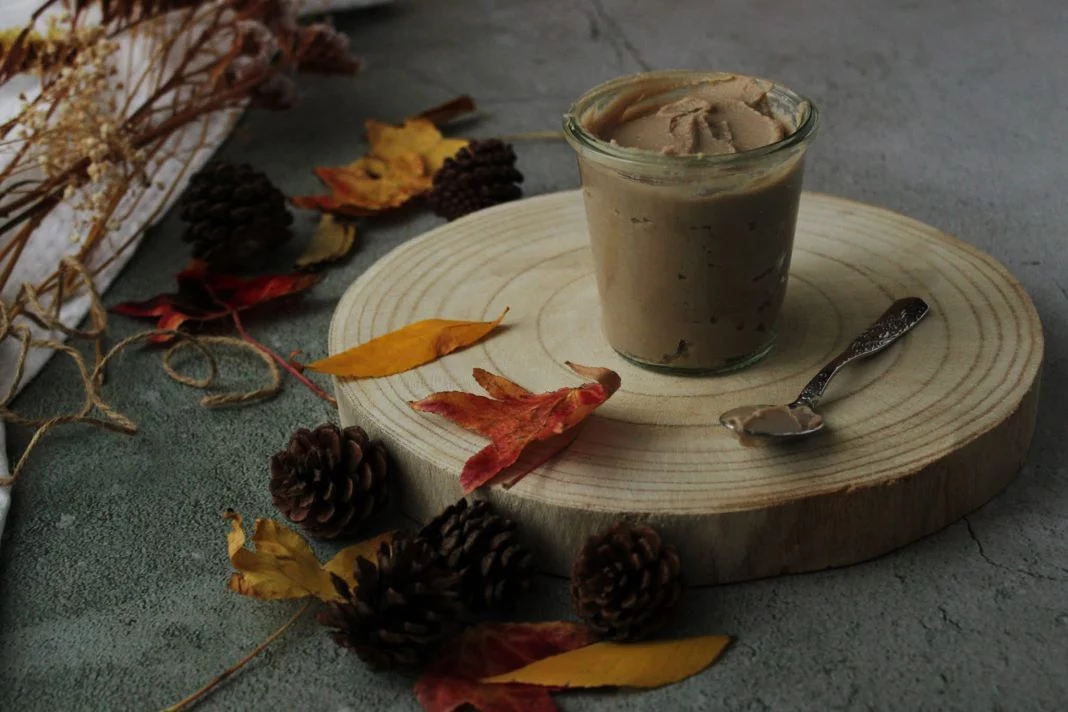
[720,297,930,440]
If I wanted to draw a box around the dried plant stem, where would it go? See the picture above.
[0,204,51,297]
[499,130,565,142]
[229,310,338,408]
[160,601,313,712]
[25,109,229,310]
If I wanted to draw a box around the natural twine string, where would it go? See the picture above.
[0,257,282,488]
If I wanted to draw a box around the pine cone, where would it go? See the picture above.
[418,498,535,613]
[570,521,685,641]
[319,533,465,669]
[296,23,360,74]
[270,424,389,540]
[179,162,293,272]
[428,139,524,221]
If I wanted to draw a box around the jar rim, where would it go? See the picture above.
[562,70,819,168]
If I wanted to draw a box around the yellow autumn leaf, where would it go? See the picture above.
[308,308,509,378]
[292,105,474,216]
[225,510,392,602]
[293,153,432,215]
[321,530,393,584]
[480,635,732,689]
[296,215,358,270]
[366,118,470,172]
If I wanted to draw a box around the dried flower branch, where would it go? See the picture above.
[0,0,360,307]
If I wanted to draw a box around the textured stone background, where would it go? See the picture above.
[2,1,1066,710]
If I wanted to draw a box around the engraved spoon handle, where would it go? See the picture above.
[791,297,930,409]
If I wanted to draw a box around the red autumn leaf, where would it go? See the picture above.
[411,363,621,493]
[415,622,593,712]
[111,260,320,343]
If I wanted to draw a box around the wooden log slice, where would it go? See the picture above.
[331,191,1043,585]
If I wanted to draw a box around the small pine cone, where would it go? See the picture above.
[418,498,535,613]
[427,139,524,221]
[318,533,465,669]
[296,23,360,75]
[570,521,685,641]
[269,424,389,540]
[179,162,293,272]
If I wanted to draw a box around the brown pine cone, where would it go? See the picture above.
[179,161,292,272]
[570,521,685,641]
[269,424,388,540]
[427,139,524,221]
[318,533,465,669]
[418,498,535,613]
[295,23,360,74]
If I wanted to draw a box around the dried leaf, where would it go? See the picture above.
[292,115,470,215]
[225,510,391,603]
[321,530,394,586]
[472,368,533,399]
[296,215,358,270]
[415,622,593,712]
[481,636,732,689]
[293,153,432,215]
[496,427,583,489]
[367,118,470,173]
[416,95,478,126]
[111,261,319,343]
[411,363,621,493]
[308,309,508,378]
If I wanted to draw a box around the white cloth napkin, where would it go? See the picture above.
[0,0,390,547]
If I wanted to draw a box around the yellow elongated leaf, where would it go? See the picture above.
[308,308,508,378]
[225,511,391,602]
[480,635,732,689]
[296,215,358,270]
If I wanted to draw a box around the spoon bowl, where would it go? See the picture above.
[719,297,930,443]
[720,403,824,439]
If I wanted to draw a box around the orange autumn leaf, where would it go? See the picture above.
[411,363,621,493]
[415,622,594,712]
[224,510,391,602]
[308,309,508,378]
[367,118,471,173]
[480,635,732,690]
[292,102,474,215]
[292,153,431,215]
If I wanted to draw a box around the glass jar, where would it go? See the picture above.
[563,70,819,373]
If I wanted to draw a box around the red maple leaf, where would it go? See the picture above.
[410,363,621,493]
[414,622,593,712]
[110,261,320,343]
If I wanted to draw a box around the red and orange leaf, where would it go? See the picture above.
[111,262,320,343]
[411,362,621,493]
[415,622,593,712]
[473,368,533,399]
[496,427,583,490]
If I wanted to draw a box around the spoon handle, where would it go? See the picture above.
[791,297,930,409]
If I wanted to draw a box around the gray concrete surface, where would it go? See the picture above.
[3,0,1067,709]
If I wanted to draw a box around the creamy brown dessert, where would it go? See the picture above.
[564,72,817,372]
[592,76,788,155]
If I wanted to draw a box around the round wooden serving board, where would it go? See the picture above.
[330,191,1043,585]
